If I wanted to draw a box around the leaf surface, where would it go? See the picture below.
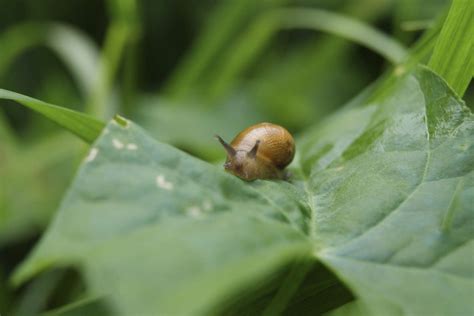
[302,67,474,315]
[14,118,312,315]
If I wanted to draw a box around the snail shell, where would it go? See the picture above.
[216,122,295,181]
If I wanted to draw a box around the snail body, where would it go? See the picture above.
[216,122,295,181]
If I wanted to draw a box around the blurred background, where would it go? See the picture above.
[0,0,471,313]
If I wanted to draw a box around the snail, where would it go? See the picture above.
[216,122,295,181]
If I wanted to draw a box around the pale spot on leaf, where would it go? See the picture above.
[85,148,98,163]
[156,175,173,190]
[127,143,138,150]
[335,165,345,172]
[112,139,124,149]
[202,200,213,211]
[186,206,203,218]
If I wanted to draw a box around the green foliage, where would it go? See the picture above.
[203,7,407,100]
[1,0,473,314]
[0,23,100,97]
[0,133,80,246]
[0,87,102,246]
[12,66,474,315]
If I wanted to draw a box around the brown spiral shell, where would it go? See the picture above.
[230,122,295,169]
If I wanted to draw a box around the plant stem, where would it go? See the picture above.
[85,22,130,118]
[85,0,139,118]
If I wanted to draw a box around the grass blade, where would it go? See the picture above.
[280,8,407,63]
[428,0,473,96]
[208,8,406,99]
[164,0,283,98]
[0,89,104,143]
[45,24,101,97]
[85,0,140,118]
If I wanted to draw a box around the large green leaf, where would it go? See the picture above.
[13,117,313,315]
[301,66,474,315]
[14,66,473,315]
